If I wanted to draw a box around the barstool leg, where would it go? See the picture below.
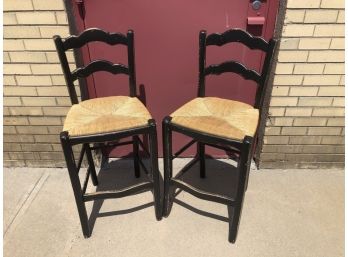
[85,144,98,186]
[198,142,206,178]
[162,117,173,217]
[133,136,140,178]
[61,132,90,238]
[148,120,162,220]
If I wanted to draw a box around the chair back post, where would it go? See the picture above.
[54,35,79,105]
[198,30,207,97]
[127,30,137,97]
[254,39,276,109]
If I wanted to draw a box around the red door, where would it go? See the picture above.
[69,0,279,157]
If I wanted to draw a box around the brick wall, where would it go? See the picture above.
[3,0,345,168]
[260,0,345,168]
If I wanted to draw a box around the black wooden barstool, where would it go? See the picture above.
[162,29,276,243]
[53,28,162,238]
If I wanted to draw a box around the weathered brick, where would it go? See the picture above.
[330,38,344,49]
[55,11,68,25]
[275,63,294,74]
[21,143,52,151]
[278,51,308,63]
[56,97,72,106]
[10,107,43,116]
[281,127,307,135]
[284,154,344,163]
[16,75,52,86]
[16,12,56,25]
[279,39,299,49]
[287,0,321,8]
[4,160,26,167]
[285,107,312,116]
[4,143,22,152]
[312,108,344,117]
[4,97,22,106]
[16,126,48,134]
[274,75,303,85]
[273,117,294,126]
[289,136,321,145]
[29,117,62,125]
[4,117,29,125]
[332,97,344,107]
[31,64,62,75]
[285,10,305,23]
[337,10,344,23]
[293,117,327,126]
[4,39,25,51]
[314,24,345,37]
[321,0,344,8]
[4,64,31,75]
[303,75,341,86]
[269,107,285,116]
[307,127,341,135]
[298,97,332,106]
[283,24,314,37]
[9,152,40,160]
[4,86,37,96]
[4,52,11,63]
[37,86,69,96]
[4,126,17,134]
[4,134,35,143]
[34,135,60,143]
[47,126,63,134]
[304,10,338,23]
[22,97,56,106]
[4,0,33,11]
[32,0,64,10]
[39,152,64,160]
[298,38,331,50]
[9,52,46,63]
[327,118,344,126]
[24,39,55,50]
[4,75,16,85]
[271,86,289,96]
[308,51,344,62]
[321,136,344,145]
[264,127,281,136]
[270,97,298,107]
[43,107,69,116]
[293,64,324,74]
[318,86,344,96]
[39,26,69,38]
[4,13,17,25]
[264,136,289,145]
[4,26,41,39]
[289,87,318,96]
[4,107,11,116]
[324,64,345,75]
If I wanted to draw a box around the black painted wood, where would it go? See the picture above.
[206,28,269,51]
[205,60,261,83]
[63,28,128,50]
[53,28,137,104]
[71,60,129,81]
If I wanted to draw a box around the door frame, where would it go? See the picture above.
[62,0,287,167]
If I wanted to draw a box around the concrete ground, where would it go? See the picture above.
[4,159,344,257]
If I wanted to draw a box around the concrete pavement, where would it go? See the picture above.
[4,159,344,257]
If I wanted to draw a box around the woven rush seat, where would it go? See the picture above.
[171,97,259,141]
[63,96,152,137]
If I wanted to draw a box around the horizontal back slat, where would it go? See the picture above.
[62,28,128,50]
[206,29,269,51]
[204,61,261,83]
[71,60,129,81]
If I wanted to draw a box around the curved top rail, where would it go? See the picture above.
[62,28,129,50]
[205,29,269,51]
